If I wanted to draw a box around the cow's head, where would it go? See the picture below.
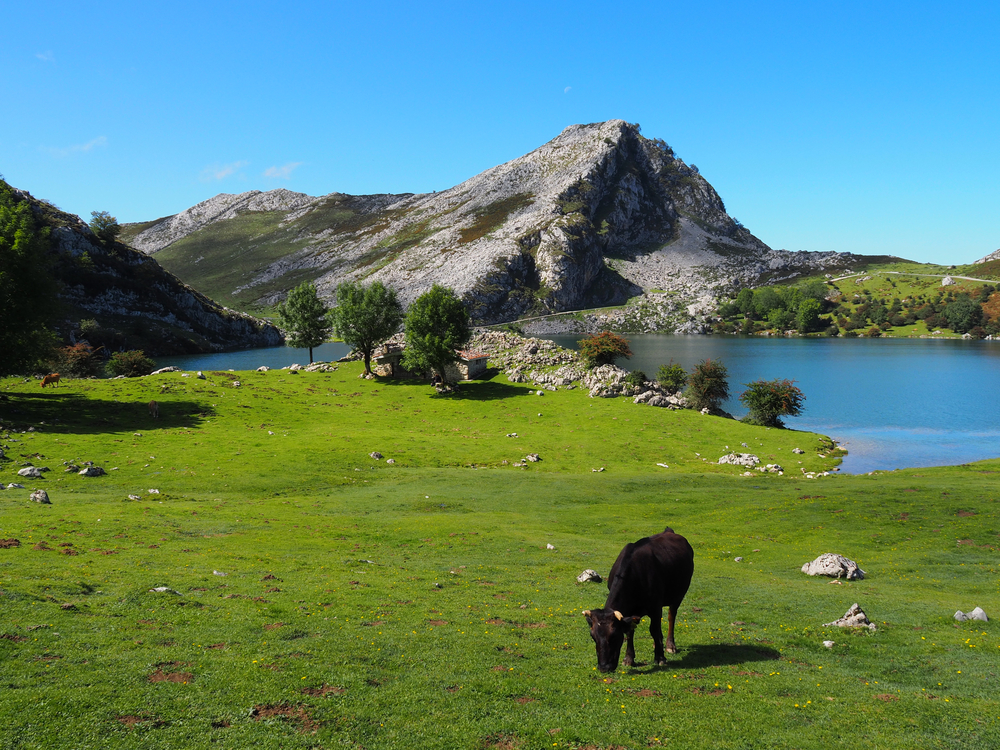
[583,608,642,672]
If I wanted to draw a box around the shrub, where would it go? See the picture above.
[685,359,729,412]
[54,343,102,378]
[864,326,882,338]
[624,369,647,387]
[106,350,155,377]
[739,378,805,428]
[578,331,632,367]
[656,361,687,392]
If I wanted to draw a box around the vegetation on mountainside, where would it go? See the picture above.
[717,267,1000,339]
[0,366,997,749]
[89,210,122,245]
[458,193,534,244]
[275,283,332,363]
[0,180,58,375]
[329,281,404,376]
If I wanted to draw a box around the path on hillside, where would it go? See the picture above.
[832,271,996,284]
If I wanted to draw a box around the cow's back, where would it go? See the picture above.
[606,527,694,616]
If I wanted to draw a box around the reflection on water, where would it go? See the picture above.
[545,334,1000,474]
[155,335,1000,475]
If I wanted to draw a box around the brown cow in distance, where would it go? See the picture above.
[583,527,694,672]
[148,400,159,418]
[40,373,60,388]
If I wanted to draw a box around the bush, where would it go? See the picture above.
[624,369,647,388]
[739,379,805,428]
[54,343,102,378]
[685,359,729,412]
[864,326,882,338]
[106,350,155,377]
[656,361,687,392]
[578,331,632,367]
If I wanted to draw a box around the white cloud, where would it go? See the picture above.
[564,86,572,93]
[41,136,107,158]
[36,51,55,63]
[263,162,303,180]
[200,160,250,182]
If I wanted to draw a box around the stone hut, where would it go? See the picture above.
[445,350,489,381]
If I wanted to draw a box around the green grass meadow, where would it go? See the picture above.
[1,367,998,748]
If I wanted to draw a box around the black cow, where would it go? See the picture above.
[583,527,694,672]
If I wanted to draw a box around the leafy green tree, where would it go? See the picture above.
[735,288,754,314]
[767,308,794,330]
[329,281,404,376]
[656,360,687,392]
[578,331,632,367]
[796,297,822,333]
[89,210,121,244]
[686,359,729,412]
[752,287,783,318]
[106,350,156,377]
[402,285,471,383]
[624,369,647,388]
[275,282,332,363]
[740,379,805,427]
[944,295,984,333]
[0,181,58,375]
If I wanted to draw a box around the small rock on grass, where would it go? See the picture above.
[577,569,602,583]
[824,603,876,631]
[7,483,25,490]
[802,553,865,580]
[955,607,988,622]
[30,489,50,504]
[149,587,181,595]
[78,467,106,477]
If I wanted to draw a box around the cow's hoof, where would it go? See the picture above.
[665,646,677,654]
[623,657,635,667]
[655,658,668,666]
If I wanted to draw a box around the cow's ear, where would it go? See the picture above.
[624,616,643,631]
[582,610,593,624]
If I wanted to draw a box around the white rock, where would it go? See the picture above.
[802,553,865,580]
[30,489,51,504]
[526,453,541,462]
[823,640,835,648]
[78,466,106,477]
[718,453,760,467]
[824,603,876,630]
[17,467,43,478]
[546,543,555,550]
[969,607,989,621]
[577,569,602,583]
[7,483,25,489]
[150,366,181,375]
[256,366,269,372]
[149,587,180,594]
[213,570,227,576]
[148,488,160,494]
[196,371,206,379]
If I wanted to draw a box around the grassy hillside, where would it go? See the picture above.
[1,366,998,749]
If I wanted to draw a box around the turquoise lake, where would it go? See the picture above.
[161,336,1000,475]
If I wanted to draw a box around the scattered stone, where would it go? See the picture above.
[256,366,269,372]
[128,494,142,501]
[526,453,541,462]
[734,556,743,562]
[78,467,106,477]
[213,570,227,577]
[7,483,25,490]
[506,433,518,438]
[801,553,866,580]
[386,459,395,465]
[30,489,50,504]
[941,276,955,286]
[64,465,80,473]
[535,390,544,396]
[955,607,989,622]
[592,467,605,472]
[17,467,44,478]
[196,371,206,379]
[577,569,602,583]
[656,463,669,469]
[824,603,876,630]
[823,640,835,648]
[793,448,805,454]
[149,587,181,595]
[369,452,383,460]
[150,367,181,375]
[232,381,241,387]
[546,544,555,550]
[718,453,760,468]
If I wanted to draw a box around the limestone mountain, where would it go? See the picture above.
[8,184,281,355]
[122,120,858,330]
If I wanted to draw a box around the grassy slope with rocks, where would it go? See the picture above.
[1,365,998,749]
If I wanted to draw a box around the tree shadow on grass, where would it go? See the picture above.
[374,378,528,402]
[0,391,215,436]
[626,643,782,674]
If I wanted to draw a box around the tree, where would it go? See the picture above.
[796,297,822,333]
[275,282,332,363]
[657,360,687,392]
[329,281,403,376]
[686,359,729,412]
[944,294,984,333]
[89,210,121,244]
[578,331,632,367]
[106,350,156,377]
[401,284,471,383]
[0,181,58,375]
[740,379,805,428]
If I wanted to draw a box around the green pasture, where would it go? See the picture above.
[1,367,998,749]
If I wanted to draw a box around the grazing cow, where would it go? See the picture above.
[148,400,159,418]
[40,373,60,388]
[583,527,694,672]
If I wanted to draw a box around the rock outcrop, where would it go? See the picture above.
[122,121,860,330]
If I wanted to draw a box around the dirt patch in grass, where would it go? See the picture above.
[632,688,660,697]
[428,619,448,626]
[251,703,318,733]
[513,696,535,704]
[1,633,27,643]
[0,539,21,549]
[205,643,226,650]
[690,687,726,696]
[301,684,345,697]
[263,622,284,630]
[481,733,523,749]
[149,663,194,683]
[117,715,164,728]
[211,719,230,728]
[32,542,52,551]
[957,510,977,517]
[875,693,899,702]
[957,539,975,545]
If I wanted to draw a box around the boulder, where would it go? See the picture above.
[30,489,51,504]
[526,453,541,462]
[256,366,269,372]
[78,467,106,477]
[369,452,383,460]
[824,603,876,630]
[7,483,25,490]
[17,467,44,478]
[718,453,761,468]
[792,448,804,454]
[955,607,988,622]
[647,395,673,408]
[150,366,181,375]
[196,371,206,379]
[801,553,865,580]
[577,569,602,583]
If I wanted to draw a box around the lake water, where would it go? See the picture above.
[547,334,1000,474]
[158,336,1000,475]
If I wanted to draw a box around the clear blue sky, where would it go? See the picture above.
[3,0,998,264]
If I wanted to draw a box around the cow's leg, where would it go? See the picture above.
[665,605,678,654]
[623,626,637,667]
[649,607,667,665]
